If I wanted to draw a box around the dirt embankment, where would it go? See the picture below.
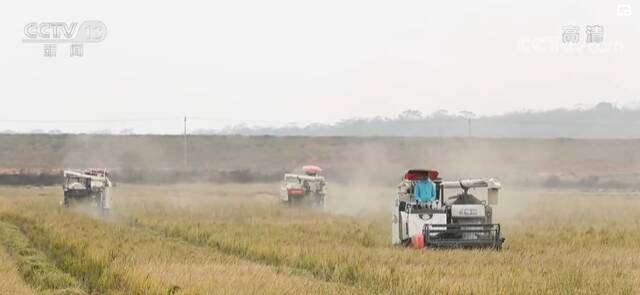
[0,134,638,189]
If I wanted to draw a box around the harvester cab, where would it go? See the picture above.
[63,169,112,214]
[280,165,326,208]
[391,169,504,249]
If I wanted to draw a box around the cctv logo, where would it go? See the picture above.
[23,21,107,43]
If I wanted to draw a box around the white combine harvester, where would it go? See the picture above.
[392,169,504,249]
[62,169,112,214]
[280,165,326,208]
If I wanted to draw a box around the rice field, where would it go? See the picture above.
[0,183,639,294]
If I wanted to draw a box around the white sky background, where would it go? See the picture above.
[0,0,639,133]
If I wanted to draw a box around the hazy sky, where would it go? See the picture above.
[0,0,639,133]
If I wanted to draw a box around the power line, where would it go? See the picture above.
[0,117,182,124]
[189,116,315,125]
[0,116,317,126]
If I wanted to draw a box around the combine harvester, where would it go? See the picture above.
[280,165,327,209]
[62,169,112,215]
[392,169,504,249]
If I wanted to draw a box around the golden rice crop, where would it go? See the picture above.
[0,184,639,294]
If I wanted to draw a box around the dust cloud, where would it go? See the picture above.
[47,135,639,225]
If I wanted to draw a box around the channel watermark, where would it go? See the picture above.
[617,4,632,16]
[23,21,107,57]
[562,25,604,44]
[518,25,621,55]
[519,39,624,55]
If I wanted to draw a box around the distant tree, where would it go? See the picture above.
[217,101,640,138]
[370,116,386,122]
[594,102,616,112]
[119,128,135,135]
[430,109,450,118]
[92,129,112,135]
[221,123,251,134]
[398,109,423,120]
[458,111,476,119]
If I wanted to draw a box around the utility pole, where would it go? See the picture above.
[459,111,475,138]
[183,116,188,169]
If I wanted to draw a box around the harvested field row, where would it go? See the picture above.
[0,220,84,294]
[0,191,357,294]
